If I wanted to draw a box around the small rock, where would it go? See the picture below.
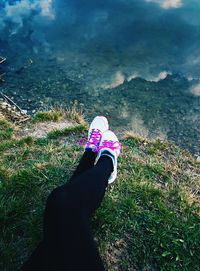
[82,62,88,67]
[197,156,200,162]
[21,110,27,115]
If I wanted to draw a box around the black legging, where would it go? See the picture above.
[21,149,113,271]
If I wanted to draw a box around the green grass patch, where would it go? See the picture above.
[0,127,14,140]
[0,118,14,140]
[32,110,64,123]
[147,139,170,155]
[0,118,199,271]
[0,136,34,152]
[122,137,139,150]
[0,118,12,130]
[47,124,87,139]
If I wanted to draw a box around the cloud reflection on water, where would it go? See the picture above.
[1,0,200,82]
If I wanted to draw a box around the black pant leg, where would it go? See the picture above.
[70,148,96,181]
[21,156,113,271]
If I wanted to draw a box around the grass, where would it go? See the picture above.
[0,136,34,152]
[47,124,87,139]
[32,110,64,122]
[0,115,199,271]
[0,118,14,140]
[32,104,86,125]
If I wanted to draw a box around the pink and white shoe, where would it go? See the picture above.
[96,130,121,184]
[78,116,109,151]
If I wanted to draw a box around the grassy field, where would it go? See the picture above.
[0,110,199,271]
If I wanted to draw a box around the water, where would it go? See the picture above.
[0,0,200,155]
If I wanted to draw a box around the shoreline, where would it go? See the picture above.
[1,56,199,156]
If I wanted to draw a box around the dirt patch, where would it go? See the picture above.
[104,238,136,271]
[15,119,75,139]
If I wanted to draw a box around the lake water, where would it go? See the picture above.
[0,0,200,155]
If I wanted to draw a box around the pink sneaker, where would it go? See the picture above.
[78,116,109,151]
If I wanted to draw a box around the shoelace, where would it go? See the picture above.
[94,140,121,152]
[77,128,102,149]
[78,129,121,152]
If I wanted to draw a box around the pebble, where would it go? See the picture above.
[82,62,88,67]
[21,110,28,115]
[1,102,8,106]
[197,156,200,162]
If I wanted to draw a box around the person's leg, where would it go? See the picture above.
[70,148,96,181]
[20,242,45,271]
[70,114,109,181]
[20,148,96,271]
[21,117,121,271]
[21,155,113,271]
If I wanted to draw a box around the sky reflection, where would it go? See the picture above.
[0,0,200,82]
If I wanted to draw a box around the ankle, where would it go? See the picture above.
[101,150,115,170]
[98,155,114,171]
